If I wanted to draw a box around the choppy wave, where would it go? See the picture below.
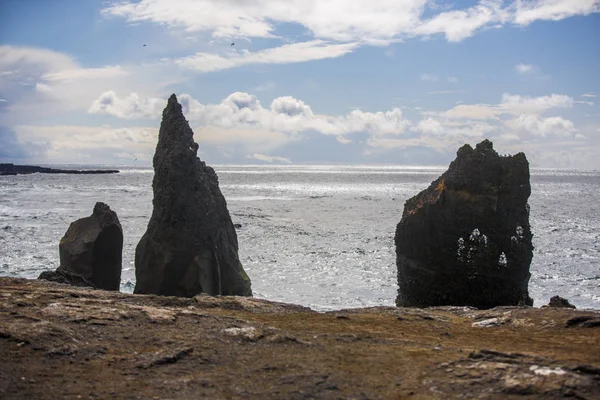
[1,164,599,311]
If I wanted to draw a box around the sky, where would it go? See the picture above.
[0,0,599,168]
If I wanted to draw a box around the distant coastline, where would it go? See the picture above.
[0,163,119,176]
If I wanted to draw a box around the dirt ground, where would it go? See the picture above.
[1,277,599,399]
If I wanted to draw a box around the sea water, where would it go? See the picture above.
[0,165,598,311]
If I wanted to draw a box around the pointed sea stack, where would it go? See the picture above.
[134,94,252,297]
[395,139,533,308]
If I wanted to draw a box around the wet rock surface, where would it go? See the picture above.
[134,94,251,297]
[1,277,599,399]
[38,202,123,290]
[396,139,533,308]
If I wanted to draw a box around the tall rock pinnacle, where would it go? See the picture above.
[395,139,533,308]
[134,94,252,297]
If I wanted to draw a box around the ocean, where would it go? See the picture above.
[1,165,598,311]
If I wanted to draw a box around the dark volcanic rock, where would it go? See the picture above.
[38,202,123,290]
[0,163,118,175]
[134,94,252,297]
[0,163,16,175]
[546,296,576,309]
[395,139,533,309]
[38,269,94,288]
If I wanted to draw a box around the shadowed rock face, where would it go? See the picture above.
[395,139,533,309]
[38,202,123,290]
[134,94,252,297]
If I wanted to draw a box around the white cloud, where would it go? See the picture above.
[364,135,473,156]
[42,65,127,82]
[581,92,597,98]
[514,63,550,80]
[88,91,165,119]
[194,126,296,155]
[103,0,600,48]
[409,91,585,159]
[447,76,459,83]
[516,63,534,74]
[103,0,277,38]
[514,0,600,26]
[12,125,158,163]
[89,91,412,138]
[441,104,499,120]
[95,0,600,76]
[575,100,595,106]
[0,45,184,124]
[103,0,428,43]
[85,90,586,163]
[0,98,7,102]
[0,45,76,75]
[420,73,439,82]
[6,86,595,167]
[429,93,574,127]
[248,153,292,163]
[176,40,359,72]
[10,122,296,164]
[414,118,444,134]
[413,0,508,42]
[413,117,496,137]
[498,133,521,142]
[505,114,577,137]
[35,83,53,93]
[271,96,313,117]
[498,93,574,114]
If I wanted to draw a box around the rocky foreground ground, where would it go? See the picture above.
[1,277,599,399]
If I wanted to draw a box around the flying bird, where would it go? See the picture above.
[143,44,146,47]
[230,42,234,46]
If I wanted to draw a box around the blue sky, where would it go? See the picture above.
[1,0,599,167]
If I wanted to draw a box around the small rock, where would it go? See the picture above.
[565,316,600,328]
[472,317,506,328]
[529,365,567,376]
[222,326,262,341]
[545,295,576,309]
[136,346,193,369]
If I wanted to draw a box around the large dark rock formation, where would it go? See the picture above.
[0,163,118,175]
[134,94,252,297]
[395,139,533,309]
[38,202,123,290]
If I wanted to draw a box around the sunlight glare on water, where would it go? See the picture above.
[0,165,598,311]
